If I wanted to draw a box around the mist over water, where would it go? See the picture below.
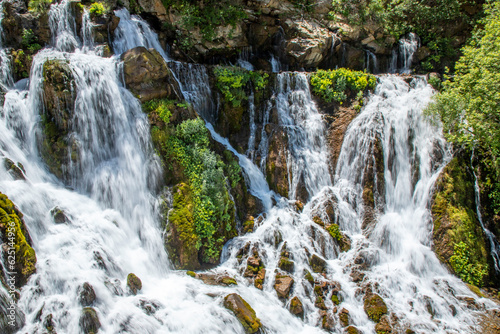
[0,3,496,334]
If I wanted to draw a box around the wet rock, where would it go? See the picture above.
[375,315,393,334]
[223,293,262,334]
[346,325,360,334]
[50,207,69,224]
[0,192,37,288]
[79,282,96,307]
[274,274,294,299]
[79,307,101,334]
[3,158,26,180]
[339,308,350,327]
[138,299,162,315]
[320,310,335,331]
[188,271,237,286]
[0,289,25,334]
[121,47,181,102]
[127,273,142,295]
[364,293,388,322]
[278,243,294,273]
[309,254,327,273]
[266,129,289,197]
[289,296,303,318]
[40,59,78,181]
[43,313,55,333]
[254,268,266,290]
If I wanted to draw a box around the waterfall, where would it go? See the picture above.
[275,73,332,201]
[1,0,496,332]
[0,3,13,91]
[112,8,169,59]
[399,33,419,74]
[365,50,378,74]
[471,156,500,273]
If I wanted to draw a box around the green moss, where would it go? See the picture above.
[331,294,340,305]
[364,294,388,323]
[143,99,173,125]
[223,294,262,333]
[221,277,237,285]
[327,224,341,241]
[28,0,53,14]
[0,192,37,287]
[304,270,314,285]
[186,270,196,277]
[432,157,489,286]
[310,68,376,104]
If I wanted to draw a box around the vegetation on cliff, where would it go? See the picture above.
[428,1,500,217]
[310,68,376,105]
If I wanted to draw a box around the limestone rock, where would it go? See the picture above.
[121,47,181,102]
[274,274,294,299]
[223,293,262,334]
[309,254,327,273]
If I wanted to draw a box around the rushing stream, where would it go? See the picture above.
[0,3,497,334]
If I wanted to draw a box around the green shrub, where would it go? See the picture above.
[164,0,247,41]
[214,66,269,107]
[166,118,235,262]
[21,29,42,53]
[310,68,376,103]
[28,0,53,14]
[327,224,342,241]
[89,2,106,17]
[143,99,173,125]
[450,241,488,286]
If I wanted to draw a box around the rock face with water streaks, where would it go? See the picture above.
[40,59,78,181]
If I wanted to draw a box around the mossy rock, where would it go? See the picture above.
[165,183,200,270]
[3,158,26,180]
[79,307,101,334]
[127,273,142,295]
[431,156,489,286]
[339,308,350,327]
[224,293,262,334]
[309,254,327,273]
[364,293,388,323]
[289,296,303,318]
[346,326,360,334]
[0,192,36,288]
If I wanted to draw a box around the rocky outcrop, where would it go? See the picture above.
[431,155,490,287]
[266,128,289,198]
[223,293,262,334]
[121,47,181,102]
[0,192,37,288]
[79,282,97,307]
[40,59,78,181]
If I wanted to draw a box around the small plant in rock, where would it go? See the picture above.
[28,0,53,14]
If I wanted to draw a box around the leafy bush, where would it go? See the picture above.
[21,29,42,53]
[164,0,247,41]
[143,99,172,125]
[28,0,53,14]
[327,224,342,241]
[427,1,500,213]
[166,118,235,262]
[214,66,269,107]
[310,68,376,103]
[450,241,488,286]
[89,2,106,17]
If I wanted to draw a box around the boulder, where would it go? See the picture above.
[223,293,262,334]
[79,307,101,334]
[121,47,181,102]
[274,274,294,299]
[363,293,388,322]
[339,308,350,327]
[375,315,393,334]
[3,158,26,180]
[289,296,303,318]
[309,254,327,273]
[50,207,69,224]
[127,273,142,295]
[278,243,294,273]
[79,282,96,306]
[188,272,237,286]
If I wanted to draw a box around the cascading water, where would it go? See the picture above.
[365,50,378,74]
[274,73,332,200]
[1,0,497,332]
[399,33,419,74]
[113,9,169,59]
